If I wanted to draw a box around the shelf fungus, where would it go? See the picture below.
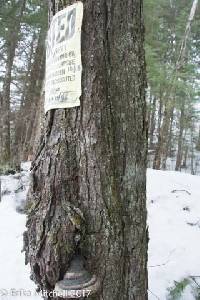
[55,255,100,299]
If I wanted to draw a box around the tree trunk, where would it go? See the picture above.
[13,32,37,165]
[15,30,45,162]
[149,95,156,150]
[182,144,188,169]
[161,106,174,170]
[21,30,45,161]
[153,100,173,170]
[24,1,148,300]
[190,122,195,175]
[175,104,185,171]
[196,126,200,151]
[168,107,175,158]
[153,91,163,169]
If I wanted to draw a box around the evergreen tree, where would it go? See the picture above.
[24,0,148,299]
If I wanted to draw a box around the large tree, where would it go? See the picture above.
[24,0,148,299]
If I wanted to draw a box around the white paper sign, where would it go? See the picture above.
[45,2,83,113]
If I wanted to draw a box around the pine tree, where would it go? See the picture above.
[24,0,148,299]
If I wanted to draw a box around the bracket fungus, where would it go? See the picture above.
[55,255,100,298]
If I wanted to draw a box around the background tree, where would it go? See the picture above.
[145,0,200,173]
[0,0,26,165]
[24,0,148,299]
[0,0,47,169]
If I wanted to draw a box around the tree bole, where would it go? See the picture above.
[24,0,148,299]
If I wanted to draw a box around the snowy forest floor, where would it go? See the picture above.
[0,163,200,300]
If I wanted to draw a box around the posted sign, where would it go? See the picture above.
[45,2,83,113]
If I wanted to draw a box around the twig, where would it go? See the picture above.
[190,276,200,289]
[149,249,175,268]
[187,219,200,227]
[148,289,160,299]
[171,189,191,195]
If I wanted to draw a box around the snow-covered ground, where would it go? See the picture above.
[0,164,200,299]
[148,169,200,300]
[0,162,41,300]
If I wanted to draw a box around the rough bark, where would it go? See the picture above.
[24,1,148,300]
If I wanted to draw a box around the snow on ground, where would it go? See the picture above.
[0,164,200,299]
[0,162,41,300]
[148,169,200,299]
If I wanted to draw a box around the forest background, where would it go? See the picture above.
[0,0,199,175]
